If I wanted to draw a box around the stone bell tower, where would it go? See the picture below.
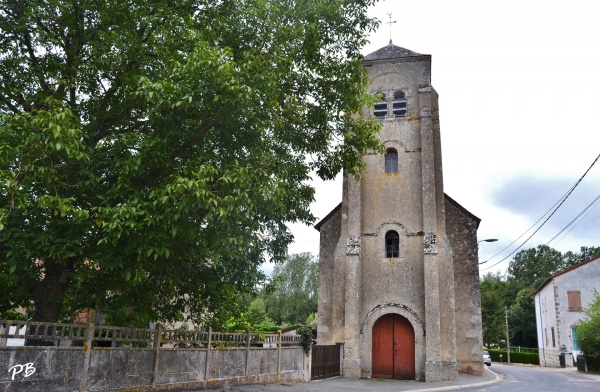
[315,42,483,382]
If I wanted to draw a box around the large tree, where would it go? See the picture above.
[507,288,537,347]
[263,252,318,326]
[0,0,381,325]
[507,245,565,292]
[480,272,507,348]
[563,246,600,267]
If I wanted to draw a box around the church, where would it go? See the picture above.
[315,42,484,382]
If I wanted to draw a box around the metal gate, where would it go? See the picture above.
[311,344,341,380]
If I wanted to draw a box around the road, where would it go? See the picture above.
[470,364,600,392]
[221,364,600,392]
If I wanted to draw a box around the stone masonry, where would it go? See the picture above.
[315,42,484,382]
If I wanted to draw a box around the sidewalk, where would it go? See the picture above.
[224,368,501,391]
[539,365,600,381]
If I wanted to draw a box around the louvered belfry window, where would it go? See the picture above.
[392,90,407,117]
[374,94,388,118]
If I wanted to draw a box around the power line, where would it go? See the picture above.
[478,194,564,265]
[551,193,600,246]
[479,175,580,265]
[481,152,600,271]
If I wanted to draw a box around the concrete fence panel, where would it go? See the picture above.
[1,320,308,391]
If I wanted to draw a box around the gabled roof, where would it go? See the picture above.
[363,41,430,63]
[314,194,479,231]
[314,202,342,232]
[533,254,600,296]
[444,193,481,228]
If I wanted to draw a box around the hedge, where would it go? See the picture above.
[488,349,539,365]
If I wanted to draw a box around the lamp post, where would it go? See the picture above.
[478,239,498,265]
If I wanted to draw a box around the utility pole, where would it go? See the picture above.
[505,306,511,365]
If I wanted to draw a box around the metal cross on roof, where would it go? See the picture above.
[386,13,397,45]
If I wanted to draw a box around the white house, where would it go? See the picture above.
[533,255,600,367]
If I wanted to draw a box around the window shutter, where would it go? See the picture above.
[567,291,583,311]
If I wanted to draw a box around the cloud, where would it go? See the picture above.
[487,174,600,249]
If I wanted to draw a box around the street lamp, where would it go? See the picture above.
[477,239,498,264]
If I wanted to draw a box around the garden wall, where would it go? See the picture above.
[1,345,309,391]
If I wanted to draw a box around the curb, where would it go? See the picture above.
[404,368,502,392]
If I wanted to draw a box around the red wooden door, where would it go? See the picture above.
[372,314,415,380]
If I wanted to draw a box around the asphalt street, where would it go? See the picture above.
[220,364,600,392]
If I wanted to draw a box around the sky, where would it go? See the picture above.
[282,0,600,277]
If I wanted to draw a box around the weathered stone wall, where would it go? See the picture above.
[444,196,483,375]
[316,44,482,383]
[0,346,308,391]
[317,205,343,345]
[539,347,574,368]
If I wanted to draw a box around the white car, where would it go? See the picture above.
[483,350,492,366]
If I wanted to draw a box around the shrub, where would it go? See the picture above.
[574,294,600,371]
[488,349,539,365]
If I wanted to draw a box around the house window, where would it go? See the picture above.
[385,231,399,258]
[568,290,583,311]
[374,94,388,118]
[385,149,398,172]
[551,327,555,347]
[392,91,407,117]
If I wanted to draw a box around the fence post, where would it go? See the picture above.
[244,330,251,376]
[277,330,282,381]
[0,321,6,347]
[204,327,212,381]
[304,343,312,382]
[152,323,162,385]
[79,309,96,392]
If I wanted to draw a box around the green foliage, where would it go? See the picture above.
[263,253,318,325]
[508,245,566,291]
[0,310,28,321]
[305,312,318,330]
[574,293,600,371]
[480,246,599,348]
[296,325,313,355]
[507,288,537,348]
[226,297,279,333]
[480,272,507,348]
[563,247,600,266]
[487,349,539,365]
[0,0,382,324]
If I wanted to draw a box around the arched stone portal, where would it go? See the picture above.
[372,314,415,380]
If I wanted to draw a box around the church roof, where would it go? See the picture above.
[314,202,342,232]
[314,194,479,232]
[364,41,428,62]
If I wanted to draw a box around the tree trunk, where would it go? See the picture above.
[26,260,70,346]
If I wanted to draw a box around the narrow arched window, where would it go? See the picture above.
[393,90,407,117]
[385,231,399,258]
[374,94,387,118]
[385,149,398,172]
